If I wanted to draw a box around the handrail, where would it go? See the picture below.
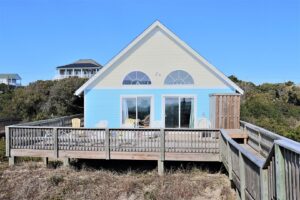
[275,139,300,154]
[222,121,300,200]
[240,120,284,140]
[221,129,264,167]
[16,114,83,127]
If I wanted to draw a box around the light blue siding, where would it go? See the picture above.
[84,88,235,128]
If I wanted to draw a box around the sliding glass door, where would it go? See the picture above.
[122,96,151,128]
[164,97,194,128]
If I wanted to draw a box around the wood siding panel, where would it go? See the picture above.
[210,94,241,129]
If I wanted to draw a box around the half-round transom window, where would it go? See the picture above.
[122,71,151,85]
[164,70,194,85]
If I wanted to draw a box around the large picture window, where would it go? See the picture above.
[122,96,151,128]
[164,96,194,128]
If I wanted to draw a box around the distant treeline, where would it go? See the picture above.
[229,75,300,141]
[0,77,86,122]
[0,76,299,141]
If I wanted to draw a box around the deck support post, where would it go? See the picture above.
[105,128,110,160]
[63,158,70,167]
[43,157,49,167]
[8,156,15,166]
[275,144,286,200]
[158,129,165,176]
[238,152,246,200]
[158,160,164,176]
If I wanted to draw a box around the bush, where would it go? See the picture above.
[0,139,6,162]
[48,174,64,186]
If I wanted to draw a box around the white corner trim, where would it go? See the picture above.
[75,20,244,95]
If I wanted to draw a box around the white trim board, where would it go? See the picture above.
[75,21,244,95]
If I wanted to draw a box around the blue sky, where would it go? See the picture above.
[0,0,299,85]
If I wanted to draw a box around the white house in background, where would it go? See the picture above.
[55,59,103,79]
[0,74,22,86]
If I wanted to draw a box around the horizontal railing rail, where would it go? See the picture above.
[16,114,83,127]
[240,121,285,157]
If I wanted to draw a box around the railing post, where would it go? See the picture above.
[53,128,58,158]
[226,141,232,180]
[260,168,269,200]
[239,152,246,200]
[158,128,165,175]
[5,126,10,157]
[105,128,110,160]
[160,128,165,161]
[275,144,286,200]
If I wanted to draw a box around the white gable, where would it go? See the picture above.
[76,21,243,94]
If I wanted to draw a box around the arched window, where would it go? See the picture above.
[164,70,194,85]
[122,71,151,85]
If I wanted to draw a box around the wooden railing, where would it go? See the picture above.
[6,126,220,161]
[240,121,283,158]
[221,124,300,200]
[5,118,300,199]
[16,114,83,127]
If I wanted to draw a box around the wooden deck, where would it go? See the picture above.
[4,116,300,200]
[7,127,221,162]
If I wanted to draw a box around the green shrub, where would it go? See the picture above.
[48,174,64,186]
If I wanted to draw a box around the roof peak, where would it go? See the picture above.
[75,21,244,95]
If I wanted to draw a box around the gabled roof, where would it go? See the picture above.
[0,74,21,80]
[57,59,103,69]
[75,21,244,95]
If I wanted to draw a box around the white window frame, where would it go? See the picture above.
[120,95,154,128]
[164,70,194,85]
[122,71,152,85]
[162,94,197,128]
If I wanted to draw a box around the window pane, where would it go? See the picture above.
[122,98,136,126]
[180,98,194,128]
[137,97,151,128]
[164,70,194,85]
[123,71,151,85]
[165,97,179,128]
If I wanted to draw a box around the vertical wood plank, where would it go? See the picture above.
[275,144,286,200]
[260,168,269,200]
[227,141,233,180]
[239,152,246,200]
